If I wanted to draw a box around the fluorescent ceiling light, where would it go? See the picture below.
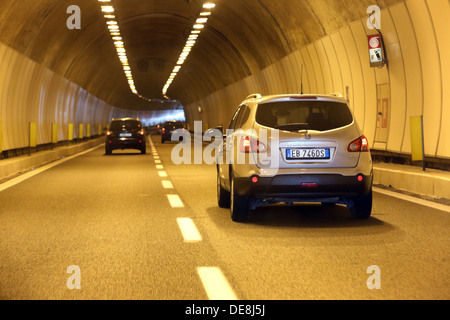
[162,2,216,97]
[203,3,216,9]
[101,6,114,13]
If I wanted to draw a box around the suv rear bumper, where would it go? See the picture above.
[107,138,145,150]
[233,172,373,200]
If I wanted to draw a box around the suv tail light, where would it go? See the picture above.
[138,129,145,135]
[240,136,267,153]
[106,130,112,136]
[348,136,370,152]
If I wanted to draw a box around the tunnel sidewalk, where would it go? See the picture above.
[0,138,104,183]
[194,133,450,203]
[373,162,450,202]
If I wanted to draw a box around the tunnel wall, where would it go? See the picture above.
[185,0,449,160]
[0,40,137,152]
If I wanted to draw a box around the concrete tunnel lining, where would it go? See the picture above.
[0,0,400,108]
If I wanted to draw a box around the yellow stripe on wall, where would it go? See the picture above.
[52,123,58,144]
[410,116,423,161]
[0,121,2,154]
[68,123,74,141]
[29,122,37,148]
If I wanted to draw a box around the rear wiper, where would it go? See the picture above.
[274,123,309,132]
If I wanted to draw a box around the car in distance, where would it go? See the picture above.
[105,118,146,155]
[161,121,185,143]
[217,93,373,222]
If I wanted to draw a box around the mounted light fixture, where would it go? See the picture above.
[162,1,216,97]
[97,0,177,104]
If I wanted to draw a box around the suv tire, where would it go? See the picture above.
[217,170,230,208]
[230,174,250,222]
[348,189,372,219]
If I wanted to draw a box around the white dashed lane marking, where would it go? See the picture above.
[162,180,174,189]
[177,218,202,242]
[151,136,236,301]
[167,194,184,208]
[158,171,168,178]
[197,267,238,300]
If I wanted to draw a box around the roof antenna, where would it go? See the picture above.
[300,64,304,95]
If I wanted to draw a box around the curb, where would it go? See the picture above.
[0,138,104,183]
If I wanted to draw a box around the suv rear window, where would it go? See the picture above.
[255,101,353,132]
[110,120,141,131]
[164,122,184,129]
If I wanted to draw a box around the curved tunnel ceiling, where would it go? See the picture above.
[0,0,402,111]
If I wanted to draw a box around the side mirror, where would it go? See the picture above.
[204,126,225,143]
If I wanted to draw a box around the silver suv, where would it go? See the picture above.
[216,93,373,222]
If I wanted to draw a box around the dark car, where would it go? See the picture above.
[161,121,185,143]
[105,118,146,154]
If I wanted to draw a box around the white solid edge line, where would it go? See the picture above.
[197,267,238,300]
[373,187,450,213]
[0,145,102,192]
[167,194,184,208]
[177,218,202,242]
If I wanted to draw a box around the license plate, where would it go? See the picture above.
[119,133,132,138]
[286,148,330,160]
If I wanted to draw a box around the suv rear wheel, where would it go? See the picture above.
[348,190,372,219]
[217,169,230,208]
[230,174,250,222]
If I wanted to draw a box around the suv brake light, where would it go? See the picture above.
[138,129,145,135]
[240,136,267,153]
[106,131,112,136]
[348,136,370,152]
[290,96,318,100]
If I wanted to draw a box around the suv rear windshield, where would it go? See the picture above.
[255,100,353,132]
[110,120,142,131]
[164,122,184,129]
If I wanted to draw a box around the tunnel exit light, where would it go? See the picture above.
[162,1,216,98]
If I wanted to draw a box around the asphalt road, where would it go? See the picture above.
[0,135,448,300]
